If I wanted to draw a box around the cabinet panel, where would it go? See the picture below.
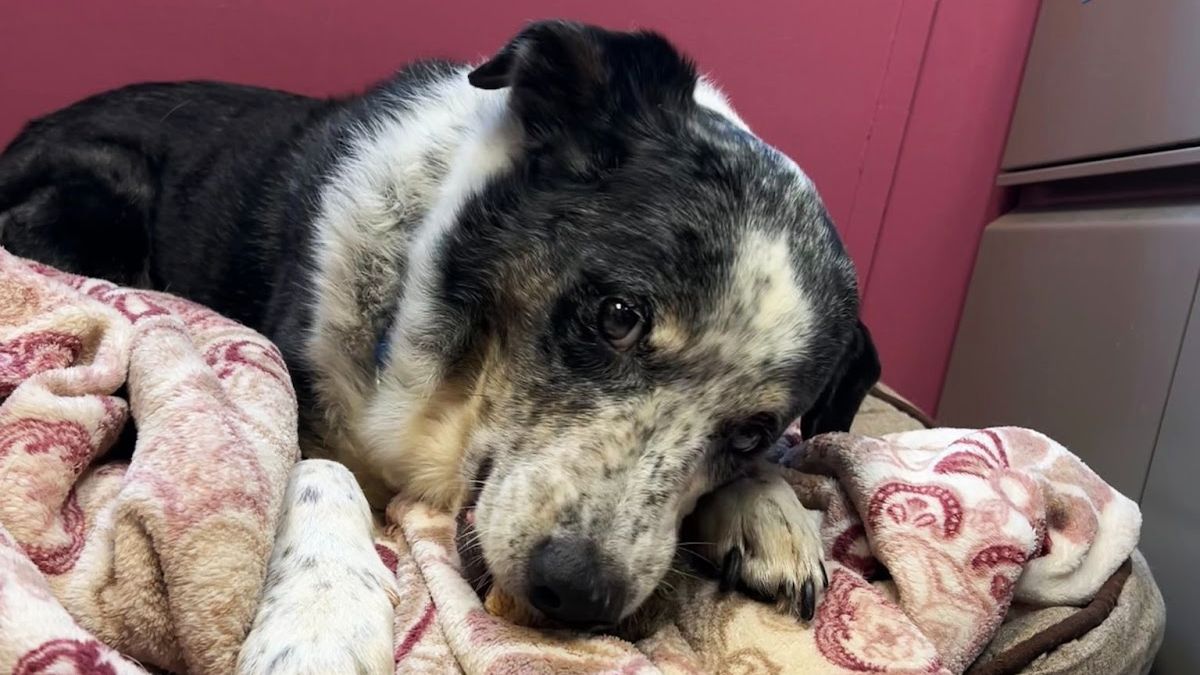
[1141,271,1200,673]
[1004,0,1200,170]
[940,205,1200,500]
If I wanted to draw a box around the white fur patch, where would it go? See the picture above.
[237,460,398,675]
[704,229,815,370]
[694,76,750,131]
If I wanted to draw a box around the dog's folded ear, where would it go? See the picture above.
[468,20,696,152]
[467,21,599,94]
[800,319,881,439]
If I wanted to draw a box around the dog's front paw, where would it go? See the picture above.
[237,461,397,674]
[686,470,827,621]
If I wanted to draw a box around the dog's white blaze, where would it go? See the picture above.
[742,231,809,334]
[710,229,814,365]
[387,80,517,393]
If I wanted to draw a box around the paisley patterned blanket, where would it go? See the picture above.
[366,428,1140,674]
[0,249,298,673]
[0,249,1141,674]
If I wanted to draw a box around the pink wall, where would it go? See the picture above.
[860,2,1040,413]
[0,1,1038,413]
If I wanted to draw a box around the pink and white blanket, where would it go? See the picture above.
[0,249,298,673]
[0,248,1141,674]
[366,428,1140,674]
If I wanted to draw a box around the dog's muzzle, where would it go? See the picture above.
[454,457,631,629]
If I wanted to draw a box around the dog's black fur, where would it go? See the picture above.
[1,20,881,627]
[0,65,459,419]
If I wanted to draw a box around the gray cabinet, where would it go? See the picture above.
[1003,0,1200,174]
[942,204,1199,674]
[941,206,1200,503]
[942,1,1200,670]
[1140,272,1200,672]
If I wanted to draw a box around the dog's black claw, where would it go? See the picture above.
[800,578,816,621]
[720,548,742,593]
[820,561,828,589]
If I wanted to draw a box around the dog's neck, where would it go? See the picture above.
[300,69,518,503]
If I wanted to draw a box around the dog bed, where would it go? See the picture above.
[0,249,1164,674]
[850,386,1165,674]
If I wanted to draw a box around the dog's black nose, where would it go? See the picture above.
[527,537,626,628]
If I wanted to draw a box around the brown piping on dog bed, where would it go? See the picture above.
[966,557,1134,675]
[868,384,937,428]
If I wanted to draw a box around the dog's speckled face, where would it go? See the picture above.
[418,22,868,626]
[459,218,856,624]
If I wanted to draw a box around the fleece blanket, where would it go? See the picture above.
[0,249,298,673]
[357,426,1141,675]
[0,248,1143,674]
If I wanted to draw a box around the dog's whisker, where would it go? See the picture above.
[674,547,714,564]
[457,536,483,551]
[466,571,492,592]
[458,534,485,550]
[667,568,707,583]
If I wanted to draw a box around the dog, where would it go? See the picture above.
[0,20,879,632]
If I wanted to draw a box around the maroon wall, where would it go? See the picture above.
[0,1,1039,413]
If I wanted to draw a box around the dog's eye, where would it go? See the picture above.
[727,427,768,454]
[726,415,777,454]
[598,297,646,350]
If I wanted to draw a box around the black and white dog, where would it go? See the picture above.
[0,21,879,630]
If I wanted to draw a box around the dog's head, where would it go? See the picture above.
[373,21,879,628]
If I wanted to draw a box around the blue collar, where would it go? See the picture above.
[374,316,395,371]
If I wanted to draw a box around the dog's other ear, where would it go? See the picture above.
[467,20,603,94]
[800,320,881,439]
[468,20,696,149]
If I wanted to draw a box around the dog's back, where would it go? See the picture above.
[0,81,332,326]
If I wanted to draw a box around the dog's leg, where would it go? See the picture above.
[237,460,398,675]
[684,462,826,620]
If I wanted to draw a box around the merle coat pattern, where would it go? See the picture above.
[0,20,880,631]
